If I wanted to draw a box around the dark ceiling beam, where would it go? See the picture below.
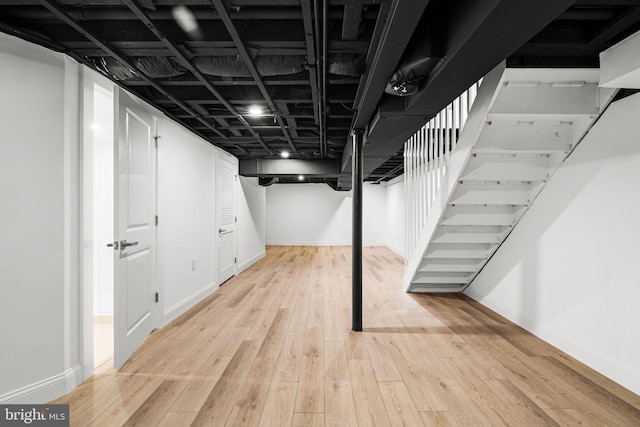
[351,0,430,128]
[301,0,321,126]
[350,0,392,115]
[588,6,640,45]
[342,3,363,41]
[124,78,358,86]
[215,136,339,143]
[231,0,382,5]
[342,0,429,175]
[72,47,308,56]
[320,0,328,159]
[211,0,296,153]
[10,6,379,20]
[174,113,353,120]
[215,117,242,137]
[124,0,275,154]
[363,0,576,181]
[155,98,354,105]
[198,125,347,131]
[239,159,340,177]
[35,0,228,140]
[277,102,300,138]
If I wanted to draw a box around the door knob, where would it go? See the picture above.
[120,240,139,248]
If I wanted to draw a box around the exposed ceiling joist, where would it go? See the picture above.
[4,0,638,188]
[342,3,363,41]
[211,0,297,153]
[300,0,320,126]
[123,0,279,154]
[37,0,228,139]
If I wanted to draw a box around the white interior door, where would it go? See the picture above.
[216,152,238,284]
[113,88,157,368]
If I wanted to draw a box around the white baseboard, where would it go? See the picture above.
[464,292,640,396]
[162,282,218,327]
[0,365,82,404]
[238,250,266,273]
[385,242,405,258]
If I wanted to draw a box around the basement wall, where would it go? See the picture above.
[265,183,387,246]
[465,93,640,395]
[156,118,219,325]
[385,176,405,257]
[0,33,82,403]
[0,33,265,402]
[237,176,266,272]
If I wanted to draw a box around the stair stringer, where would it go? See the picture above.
[404,62,507,292]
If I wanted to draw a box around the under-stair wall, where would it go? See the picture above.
[404,62,616,293]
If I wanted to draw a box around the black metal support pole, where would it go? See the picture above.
[352,129,364,332]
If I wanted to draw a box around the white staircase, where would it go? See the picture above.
[404,62,616,293]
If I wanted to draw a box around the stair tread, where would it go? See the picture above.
[409,284,467,293]
[406,68,600,295]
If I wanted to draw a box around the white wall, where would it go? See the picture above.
[265,183,387,246]
[157,118,218,325]
[0,33,267,402]
[238,177,266,271]
[465,93,640,395]
[93,85,114,315]
[385,176,405,257]
[0,33,82,402]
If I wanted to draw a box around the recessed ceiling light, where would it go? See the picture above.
[298,175,304,181]
[247,105,264,116]
[281,151,290,158]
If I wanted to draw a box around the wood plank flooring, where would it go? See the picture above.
[53,246,640,426]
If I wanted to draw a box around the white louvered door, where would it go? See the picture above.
[216,151,238,285]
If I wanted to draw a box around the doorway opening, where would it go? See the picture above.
[91,83,114,369]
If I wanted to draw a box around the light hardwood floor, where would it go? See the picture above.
[53,246,640,426]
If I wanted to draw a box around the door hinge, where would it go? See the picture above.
[155,215,158,226]
[235,216,237,223]
[234,257,237,264]
[153,135,161,148]
[155,292,159,303]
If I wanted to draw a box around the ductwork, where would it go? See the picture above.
[91,56,186,80]
[92,53,366,80]
[329,53,365,77]
[258,177,279,186]
[136,56,186,78]
[193,55,307,77]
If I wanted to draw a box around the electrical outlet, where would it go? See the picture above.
[191,260,196,271]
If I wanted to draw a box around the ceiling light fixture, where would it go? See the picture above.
[298,175,305,181]
[247,105,264,116]
[281,151,290,158]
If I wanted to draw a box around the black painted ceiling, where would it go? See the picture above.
[1,1,639,188]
